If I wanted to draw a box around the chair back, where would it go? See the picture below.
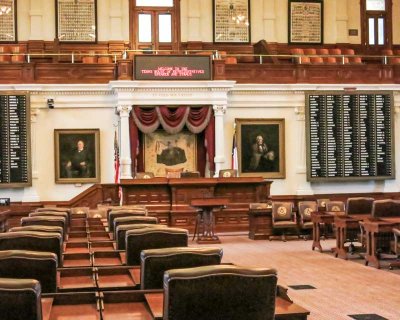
[371,199,400,218]
[29,212,69,227]
[140,247,223,290]
[325,201,345,213]
[219,169,238,178]
[0,250,57,293]
[272,202,294,222]
[135,172,155,179]
[9,226,64,240]
[298,201,318,222]
[163,265,277,320]
[108,210,147,232]
[113,216,158,238]
[290,48,310,64]
[36,207,71,214]
[125,227,188,266]
[345,197,374,215]
[116,224,167,250]
[0,231,62,265]
[0,278,42,320]
[21,216,67,237]
[316,198,330,210]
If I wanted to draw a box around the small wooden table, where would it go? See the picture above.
[191,198,230,244]
[311,212,335,252]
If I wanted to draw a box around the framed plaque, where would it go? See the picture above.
[56,0,97,42]
[213,0,250,43]
[235,119,286,179]
[289,0,323,44]
[0,0,17,42]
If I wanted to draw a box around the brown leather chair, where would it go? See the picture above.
[382,49,400,65]
[140,247,223,290]
[317,198,330,211]
[125,227,188,266]
[35,207,71,214]
[108,210,147,233]
[342,48,362,64]
[0,231,62,265]
[163,265,277,320]
[298,201,318,239]
[116,224,167,250]
[113,216,158,239]
[325,201,345,214]
[0,278,42,320]
[318,48,336,64]
[219,169,238,178]
[0,46,11,63]
[21,216,67,239]
[9,226,64,240]
[271,202,297,241]
[135,172,155,179]
[29,211,69,227]
[290,48,310,64]
[304,48,323,64]
[0,250,58,293]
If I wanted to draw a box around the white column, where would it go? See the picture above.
[117,105,133,179]
[29,0,43,40]
[295,105,313,195]
[213,104,227,176]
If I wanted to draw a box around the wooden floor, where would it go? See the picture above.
[192,235,400,320]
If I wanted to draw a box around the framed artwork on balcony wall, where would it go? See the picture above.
[213,0,250,43]
[54,129,100,184]
[235,119,286,179]
[0,0,17,42]
[56,0,97,42]
[289,0,323,44]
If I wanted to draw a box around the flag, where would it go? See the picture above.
[232,124,238,171]
[114,128,123,205]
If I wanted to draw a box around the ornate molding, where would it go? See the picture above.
[30,91,113,96]
[213,104,227,115]
[30,108,41,123]
[116,105,132,117]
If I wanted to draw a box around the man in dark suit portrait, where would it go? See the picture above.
[248,135,277,172]
[65,140,91,178]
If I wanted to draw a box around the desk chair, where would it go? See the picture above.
[9,226,64,241]
[271,202,297,241]
[326,201,345,213]
[21,216,67,238]
[113,216,158,240]
[316,198,330,211]
[298,201,317,240]
[125,227,188,266]
[140,247,223,289]
[116,224,167,250]
[0,250,58,293]
[108,210,147,233]
[163,265,277,320]
[29,211,69,227]
[0,278,42,320]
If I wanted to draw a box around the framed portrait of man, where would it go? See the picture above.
[235,119,285,179]
[54,129,100,184]
[143,130,197,177]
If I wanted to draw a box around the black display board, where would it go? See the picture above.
[0,92,31,187]
[306,91,394,181]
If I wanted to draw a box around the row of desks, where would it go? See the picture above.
[311,211,400,268]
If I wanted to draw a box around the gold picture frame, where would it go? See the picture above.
[54,129,100,184]
[143,131,197,177]
[236,119,285,179]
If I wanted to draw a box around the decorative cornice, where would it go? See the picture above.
[213,104,227,115]
[30,91,113,96]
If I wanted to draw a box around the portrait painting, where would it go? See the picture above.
[54,129,100,184]
[144,131,197,177]
[236,119,285,179]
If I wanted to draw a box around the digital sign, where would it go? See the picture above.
[134,55,212,81]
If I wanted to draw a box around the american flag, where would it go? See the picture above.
[114,128,123,205]
[232,123,238,171]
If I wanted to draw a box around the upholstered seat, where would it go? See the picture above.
[140,247,223,289]
[0,250,58,293]
[125,227,188,266]
[0,231,63,265]
[304,48,324,64]
[298,201,318,239]
[371,199,400,218]
[116,224,167,250]
[290,48,310,64]
[135,172,155,179]
[9,226,64,240]
[113,216,158,239]
[271,202,297,241]
[29,211,69,227]
[219,169,238,178]
[163,265,277,320]
[108,210,148,233]
[326,201,345,213]
[0,278,42,320]
[21,216,67,239]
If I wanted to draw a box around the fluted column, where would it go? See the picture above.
[117,105,133,179]
[213,104,227,176]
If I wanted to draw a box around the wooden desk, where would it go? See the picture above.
[145,292,310,320]
[191,198,230,244]
[311,212,335,252]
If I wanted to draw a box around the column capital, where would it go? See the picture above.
[213,104,227,116]
[31,108,40,123]
[116,105,132,117]
[294,106,305,121]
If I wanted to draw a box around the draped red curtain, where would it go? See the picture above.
[129,106,215,176]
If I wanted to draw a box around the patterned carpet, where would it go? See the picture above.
[191,235,400,320]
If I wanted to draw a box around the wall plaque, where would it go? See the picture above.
[289,0,323,44]
[0,0,16,42]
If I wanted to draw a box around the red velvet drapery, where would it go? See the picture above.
[129,106,215,176]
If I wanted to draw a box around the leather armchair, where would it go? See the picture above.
[108,210,147,232]
[298,201,318,240]
[116,224,167,250]
[316,199,330,211]
[0,250,58,293]
[140,247,223,290]
[219,169,238,178]
[135,172,155,179]
[125,227,188,266]
[9,226,64,240]
[163,265,277,320]
[21,216,67,238]
[271,202,298,241]
[29,211,69,227]
[371,199,400,218]
[113,216,158,239]
[0,231,63,265]
[0,278,42,320]
[346,197,374,249]
[325,201,345,213]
